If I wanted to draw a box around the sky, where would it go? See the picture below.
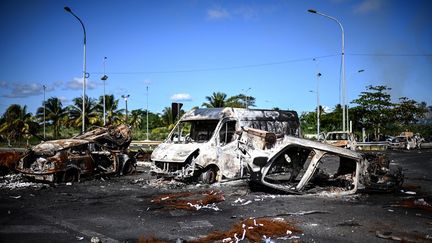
[1,0,431,116]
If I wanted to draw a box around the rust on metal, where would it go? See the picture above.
[15,124,135,183]
[190,218,302,243]
[150,190,225,210]
[150,108,403,195]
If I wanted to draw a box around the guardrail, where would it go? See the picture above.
[355,142,388,151]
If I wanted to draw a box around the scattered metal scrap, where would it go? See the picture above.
[15,124,136,183]
[150,190,225,211]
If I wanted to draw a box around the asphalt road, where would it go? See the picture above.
[1,149,431,242]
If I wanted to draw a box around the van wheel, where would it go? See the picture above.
[199,166,219,184]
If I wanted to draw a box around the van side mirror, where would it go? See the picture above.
[252,156,268,167]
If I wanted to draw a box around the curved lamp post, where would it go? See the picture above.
[308,9,346,131]
[64,6,87,133]
[43,85,46,139]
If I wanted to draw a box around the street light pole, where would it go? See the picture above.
[122,94,130,123]
[346,69,365,131]
[64,6,87,133]
[146,86,149,140]
[101,57,108,126]
[43,85,46,139]
[308,9,346,131]
[243,87,251,109]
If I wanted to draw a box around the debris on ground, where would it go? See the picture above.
[390,198,432,212]
[138,236,168,243]
[189,217,302,243]
[150,190,224,211]
[376,230,432,242]
[0,174,49,190]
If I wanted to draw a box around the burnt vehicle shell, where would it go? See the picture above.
[15,124,135,182]
[150,107,300,183]
[249,136,403,195]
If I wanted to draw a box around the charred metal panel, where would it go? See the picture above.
[15,124,135,183]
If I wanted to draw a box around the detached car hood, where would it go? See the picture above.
[151,143,201,163]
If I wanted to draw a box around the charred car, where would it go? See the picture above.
[16,124,136,183]
[151,108,403,195]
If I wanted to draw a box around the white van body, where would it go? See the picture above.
[150,107,300,183]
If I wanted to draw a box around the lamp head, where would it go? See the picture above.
[64,6,72,12]
[308,9,317,14]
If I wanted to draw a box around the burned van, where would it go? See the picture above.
[150,108,300,183]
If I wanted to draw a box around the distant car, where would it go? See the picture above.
[388,136,417,150]
[323,131,356,149]
[15,124,136,183]
[418,137,432,149]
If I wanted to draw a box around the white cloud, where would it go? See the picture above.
[171,93,192,102]
[323,106,333,113]
[353,0,384,14]
[58,96,71,105]
[65,77,97,90]
[2,82,55,98]
[207,8,230,20]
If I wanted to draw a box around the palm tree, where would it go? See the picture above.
[0,104,38,146]
[97,94,123,125]
[67,95,100,131]
[161,107,175,127]
[202,92,227,108]
[129,109,144,129]
[36,97,67,139]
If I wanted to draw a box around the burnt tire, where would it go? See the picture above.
[199,166,219,184]
[122,160,135,175]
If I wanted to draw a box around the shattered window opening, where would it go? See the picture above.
[170,120,219,144]
[219,121,237,146]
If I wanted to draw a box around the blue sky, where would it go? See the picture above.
[1,0,431,116]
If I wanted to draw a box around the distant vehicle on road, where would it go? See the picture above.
[323,131,356,149]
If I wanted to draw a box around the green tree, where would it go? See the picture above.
[351,85,393,139]
[161,106,184,127]
[394,97,428,126]
[36,97,67,138]
[320,104,343,132]
[0,104,38,145]
[202,92,227,108]
[96,94,123,125]
[66,96,100,130]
